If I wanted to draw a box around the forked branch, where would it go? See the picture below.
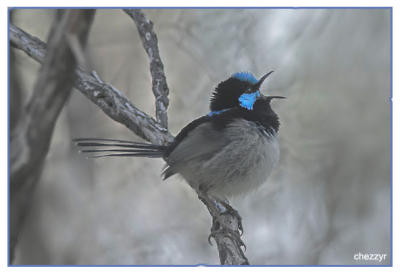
[9,9,249,265]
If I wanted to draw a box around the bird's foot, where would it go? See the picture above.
[197,191,245,248]
[208,225,246,250]
[214,199,244,235]
[207,199,245,250]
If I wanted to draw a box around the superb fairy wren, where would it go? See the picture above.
[75,71,284,199]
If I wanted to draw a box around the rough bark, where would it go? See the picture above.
[9,23,173,146]
[124,9,170,129]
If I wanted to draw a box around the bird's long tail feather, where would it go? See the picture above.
[73,138,166,158]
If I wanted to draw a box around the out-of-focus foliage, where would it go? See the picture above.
[11,8,390,265]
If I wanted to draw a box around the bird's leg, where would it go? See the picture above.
[208,198,245,250]
[197,189,245,250]
[216,199,243,236]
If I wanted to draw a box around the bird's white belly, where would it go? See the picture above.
[184,119,280,199]
[207,132,280,198]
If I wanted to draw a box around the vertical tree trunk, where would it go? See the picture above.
[9,9,95,264]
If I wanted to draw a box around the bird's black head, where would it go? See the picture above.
[210,71,274,112]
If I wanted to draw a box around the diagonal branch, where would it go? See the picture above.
[9,23,173,146]
[9,17,248,265]
[9,9,95,264]
[124,9,170,129]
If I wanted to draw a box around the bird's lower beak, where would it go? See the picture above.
[266,96,286,100]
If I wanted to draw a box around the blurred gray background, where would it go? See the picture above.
[11,8,391,265]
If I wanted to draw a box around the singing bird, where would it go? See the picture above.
[75,71,284,200]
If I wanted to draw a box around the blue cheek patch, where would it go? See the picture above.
[232,72,258,84]
[239,91,260,110]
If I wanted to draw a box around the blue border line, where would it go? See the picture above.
[389,6,393,268]
[8,6,392,10]
[7,6,393,267]
[9,264,394,267]
[7,7,10,267]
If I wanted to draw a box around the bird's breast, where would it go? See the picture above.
[202,119,280,198]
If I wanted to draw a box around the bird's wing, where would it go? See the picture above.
[162,118,229,179]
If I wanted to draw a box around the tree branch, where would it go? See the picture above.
[9,13,249,265]
[9,9,95,264]
[124,9,170,129]
[9,12,23,133]
[9,23,173,146]
[199,195,249,265]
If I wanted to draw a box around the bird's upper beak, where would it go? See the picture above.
[253,71,286,101]
[253,71,274,91]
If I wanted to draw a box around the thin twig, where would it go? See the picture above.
[9,10,95,264]
[124,9,170,129]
